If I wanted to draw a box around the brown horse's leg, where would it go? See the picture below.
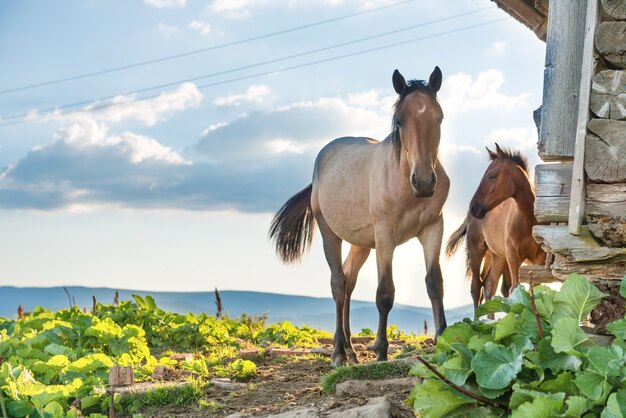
[501,264,512,297]
[316,216,348,368]
[505,251,522,291]
[418,216,447,336]
[372,227,395,362]
[342,245,371,364]
[483,255,507,319]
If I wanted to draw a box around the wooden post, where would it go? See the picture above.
[538,0,588,160]
[108,366,134,418]
[569,0,599,235]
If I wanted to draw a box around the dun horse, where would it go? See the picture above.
[270,67,448,367]
[447,144,545,311]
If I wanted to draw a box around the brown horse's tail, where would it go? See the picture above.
[445,214,471,278]
[269,184,316,264]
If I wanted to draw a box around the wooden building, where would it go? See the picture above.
[491,0,626,329]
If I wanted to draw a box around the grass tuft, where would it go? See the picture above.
[320,361,412,394]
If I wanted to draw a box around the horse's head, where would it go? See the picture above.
[469,144,529,219]
[392,67,443,198]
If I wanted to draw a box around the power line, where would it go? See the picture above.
[0,18,506,129]
[0,7,491,123]
[0,0,420,96]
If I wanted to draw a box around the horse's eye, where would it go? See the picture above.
[396,119,403,128]
[488,174,497,180]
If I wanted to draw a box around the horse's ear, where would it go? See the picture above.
[486,146,497,161]
[495,143,504,155]
[392,69,407,95]
[428,66,442,94]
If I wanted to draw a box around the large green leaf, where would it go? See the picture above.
[607,319,626,340]
[560,396,589,418]
[411,379,476,418]
[551,318,589,354]
[587,345,625,378]
[437,322,473,353]
[621,276,626,298]
[471,342,523,389]
[494,312,517,341]
[553,274,606,323]
[511,392,565,418]
[601,391,626,418]
[476,297,510,317]
[574,370,606,401]
[538,338,582,374]
[440,355,472,386]
[6,399,34,417]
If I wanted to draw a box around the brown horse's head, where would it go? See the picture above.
[392,67,443,198]
[469,144,529,219]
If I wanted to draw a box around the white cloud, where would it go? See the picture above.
[213,85,272,107]
[189,20,211,35]
[210,0,350,15]
[485,126,538,152]
[144,0,186,7]
[487,41,507,54]
[158,23,179,38]
[439,70,530,118]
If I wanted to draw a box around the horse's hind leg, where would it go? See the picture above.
[316,216,349,367]
[342,245,371,364]
[418,216,447,336]
[468,245,487,316]
[484,255,508,302]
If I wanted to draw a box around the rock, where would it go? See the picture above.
[265,407,320,417]
[209,377,246,390]
[152,365,179,381]
[223,414,251,418]
[169,353,193,362]
[326,397,396,418]
[335,377,420,397]
[308,346,333,356]
[268,348,309,358]
[239,348,261,359]
[352,336,374,344]
[317,337,334,345]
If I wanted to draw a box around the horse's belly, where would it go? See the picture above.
[317,193,376,248]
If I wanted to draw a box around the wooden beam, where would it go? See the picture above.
[585,119,626,183]
[519,264,561,284]
[595,22,626,69]
[492,0,548,40]
[590,70,626,120]
[539,1,588,160]
[533,225,626,263]
[569,0,599,235]
[534,162,572,223]
[600,0,626,19]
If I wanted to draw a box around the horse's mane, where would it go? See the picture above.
[490,146,529,173]
[391,80,439,161]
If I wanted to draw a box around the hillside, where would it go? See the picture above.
[0,286,473,333]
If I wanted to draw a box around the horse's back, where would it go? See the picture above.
[312,137,381,248]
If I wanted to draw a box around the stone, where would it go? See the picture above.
[169,353,193,362]
[308,346,333,356]
[209,377,246,390]
[335,377,420,397]
[268,348,309,358]
[152,365,179,381]
[265,407,320,417]
[239,348,261,359]
[326,397,396,418]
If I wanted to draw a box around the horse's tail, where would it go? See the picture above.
[445,214,471,278]
[445,215,468,258]
[269,184,316,264]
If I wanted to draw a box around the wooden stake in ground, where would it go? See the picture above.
[108,366,134,418]
[214,287,223,319]
[17,305,23,320]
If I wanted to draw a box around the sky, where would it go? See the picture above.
[0,0,546,310]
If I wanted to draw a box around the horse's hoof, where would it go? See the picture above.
[375,353,388,362]
[331,355,348,368]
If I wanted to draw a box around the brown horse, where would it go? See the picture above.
[447,213,511,312]
[448,144,545,309]
[270,67,448,367]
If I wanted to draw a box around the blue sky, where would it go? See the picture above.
[0,0,545,309]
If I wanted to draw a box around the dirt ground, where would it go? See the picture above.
[139,341,428,418]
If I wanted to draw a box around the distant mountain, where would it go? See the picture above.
[0,286,474,333]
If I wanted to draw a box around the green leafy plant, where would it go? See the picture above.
[408,274,626,417]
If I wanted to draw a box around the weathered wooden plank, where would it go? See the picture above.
[535,197,570,223]
[493,0,548,40]
[590,70,626,120]
[519,264,561,283]
[585,119,626,183]
[570,0,599,235]
[535,163,573,196]
[595,22,626,68]
[533,225,626,262]
[601,0,626,19]
[539,1,588,160]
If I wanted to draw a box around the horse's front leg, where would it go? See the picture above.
[372,227,396,362]
[417,216,447,336]
[317,218,348,368]
[342,245,371,364]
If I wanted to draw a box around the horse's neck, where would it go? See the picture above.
[512,170,538,226]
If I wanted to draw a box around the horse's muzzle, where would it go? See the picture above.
[470,203,486,219]
[411,172,437,198]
